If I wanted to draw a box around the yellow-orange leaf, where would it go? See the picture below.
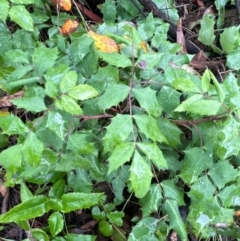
[51,0,72,11]
[60,19,79,36]
[139,41,148,52]
[88,30,119,53]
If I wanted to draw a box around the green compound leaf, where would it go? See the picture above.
[48,212,64,237]
[179,148,213,184]
[68,84,98,101]
[98,83,130,110]
[0,114,29,135]
[208,161,238,190]
[55,95,83,116]
[21,132,44,166]
[9,5,34,32]
[103,114,133,153]
[128,217,159,241]
[108,142,135,174]
[11,86,47,113]
[163,199,188,241]
[98,52,132,68]
[129,150,153,198]
[61,192,104,213]
[172,78,201,93]
[137,142,168,170]
[0,0,10,23]
[132,87,162,117]
[32,46,58,75]
[0,195,49,223]
[60,71,78,93]
[140,184,162,218]
[133,114,167,143]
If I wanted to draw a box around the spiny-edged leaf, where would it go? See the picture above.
[198,14,215,46]
[132,87,162,117]
[157,118,182,147]
[209,70,225,102]
[129,150,153,198]
[0,195,49,223]
[133,114,167,143]
[201,69,210,93]
[220,26,240,53]
[68,84,98,101]
[175,96,222,116]
[46,111,67,141]
[0,0,9,23]
[61,192,104,213]
[65,234,97,241]
[163,199,188,241]
[11,86,47,113]
[107,211,124,226]
[208,160,238,190]
[98,52,132,68]
[9,6,34,32]
[0,114,29,135]
[128,217,159,241]
[21,132,44,166]
[101,0,116,23]
[172,78,201,93]
[103,114,133,153]
[137,142,167,170]
[140,184,162,218]
[217,184,240,207]
[32,229,49,241]
[161,179,185,206]
[55,95,83,115]
[32,46,58,75]
[179,148,213,184]
[60,71,78,93]
[174,94,202,112]
[98,83,130,110]
[108,142,135,174]
[48,212,64,237]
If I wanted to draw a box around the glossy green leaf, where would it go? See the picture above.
[49,179,66,199]
[172,78,201,93]
[32,228,49,241]
[107,211,124,226]
[133,115,167,143]
[161,179,185,205]
[133,87,162,117]
[20,183,33,202]
[101,0,116,23]
[60,71,78,93]
[65,234,96,241]
[6,49,29,65]
[220,26,240,53]
[49,212,64,237]
[217,184,240,207]
[10,0,35,3]
[97,52,132,68]
[99,220,113,237]
[209,70,225,102]
[0,114,29,135]
[208,161,238,190]
[140,184,162,218]
[138,13,155,40]
[32,46,58,75]
[179,148,213,184]
[98,83,130,110]
[68,84,98,101]
[55,95,83,115]
[0,195,48,222]
[226,50,240,70]
[137,142,167,170]
[0,23,13,57]
[198,15,215,46]
[61,193,104,213]
[103,114,133,153]
[108,142,135,174]
[9,6,34,32]
[11,86,47,113]
[128,217,159,241]
[163,199,188,241]
[0,0,9,23]
[129,151,153,198]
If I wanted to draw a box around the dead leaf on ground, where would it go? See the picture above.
[177,18,187,54]
[88,30,119,53]
[0,90,24,108]
[51,0,72,11]
[60,19,79,36]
